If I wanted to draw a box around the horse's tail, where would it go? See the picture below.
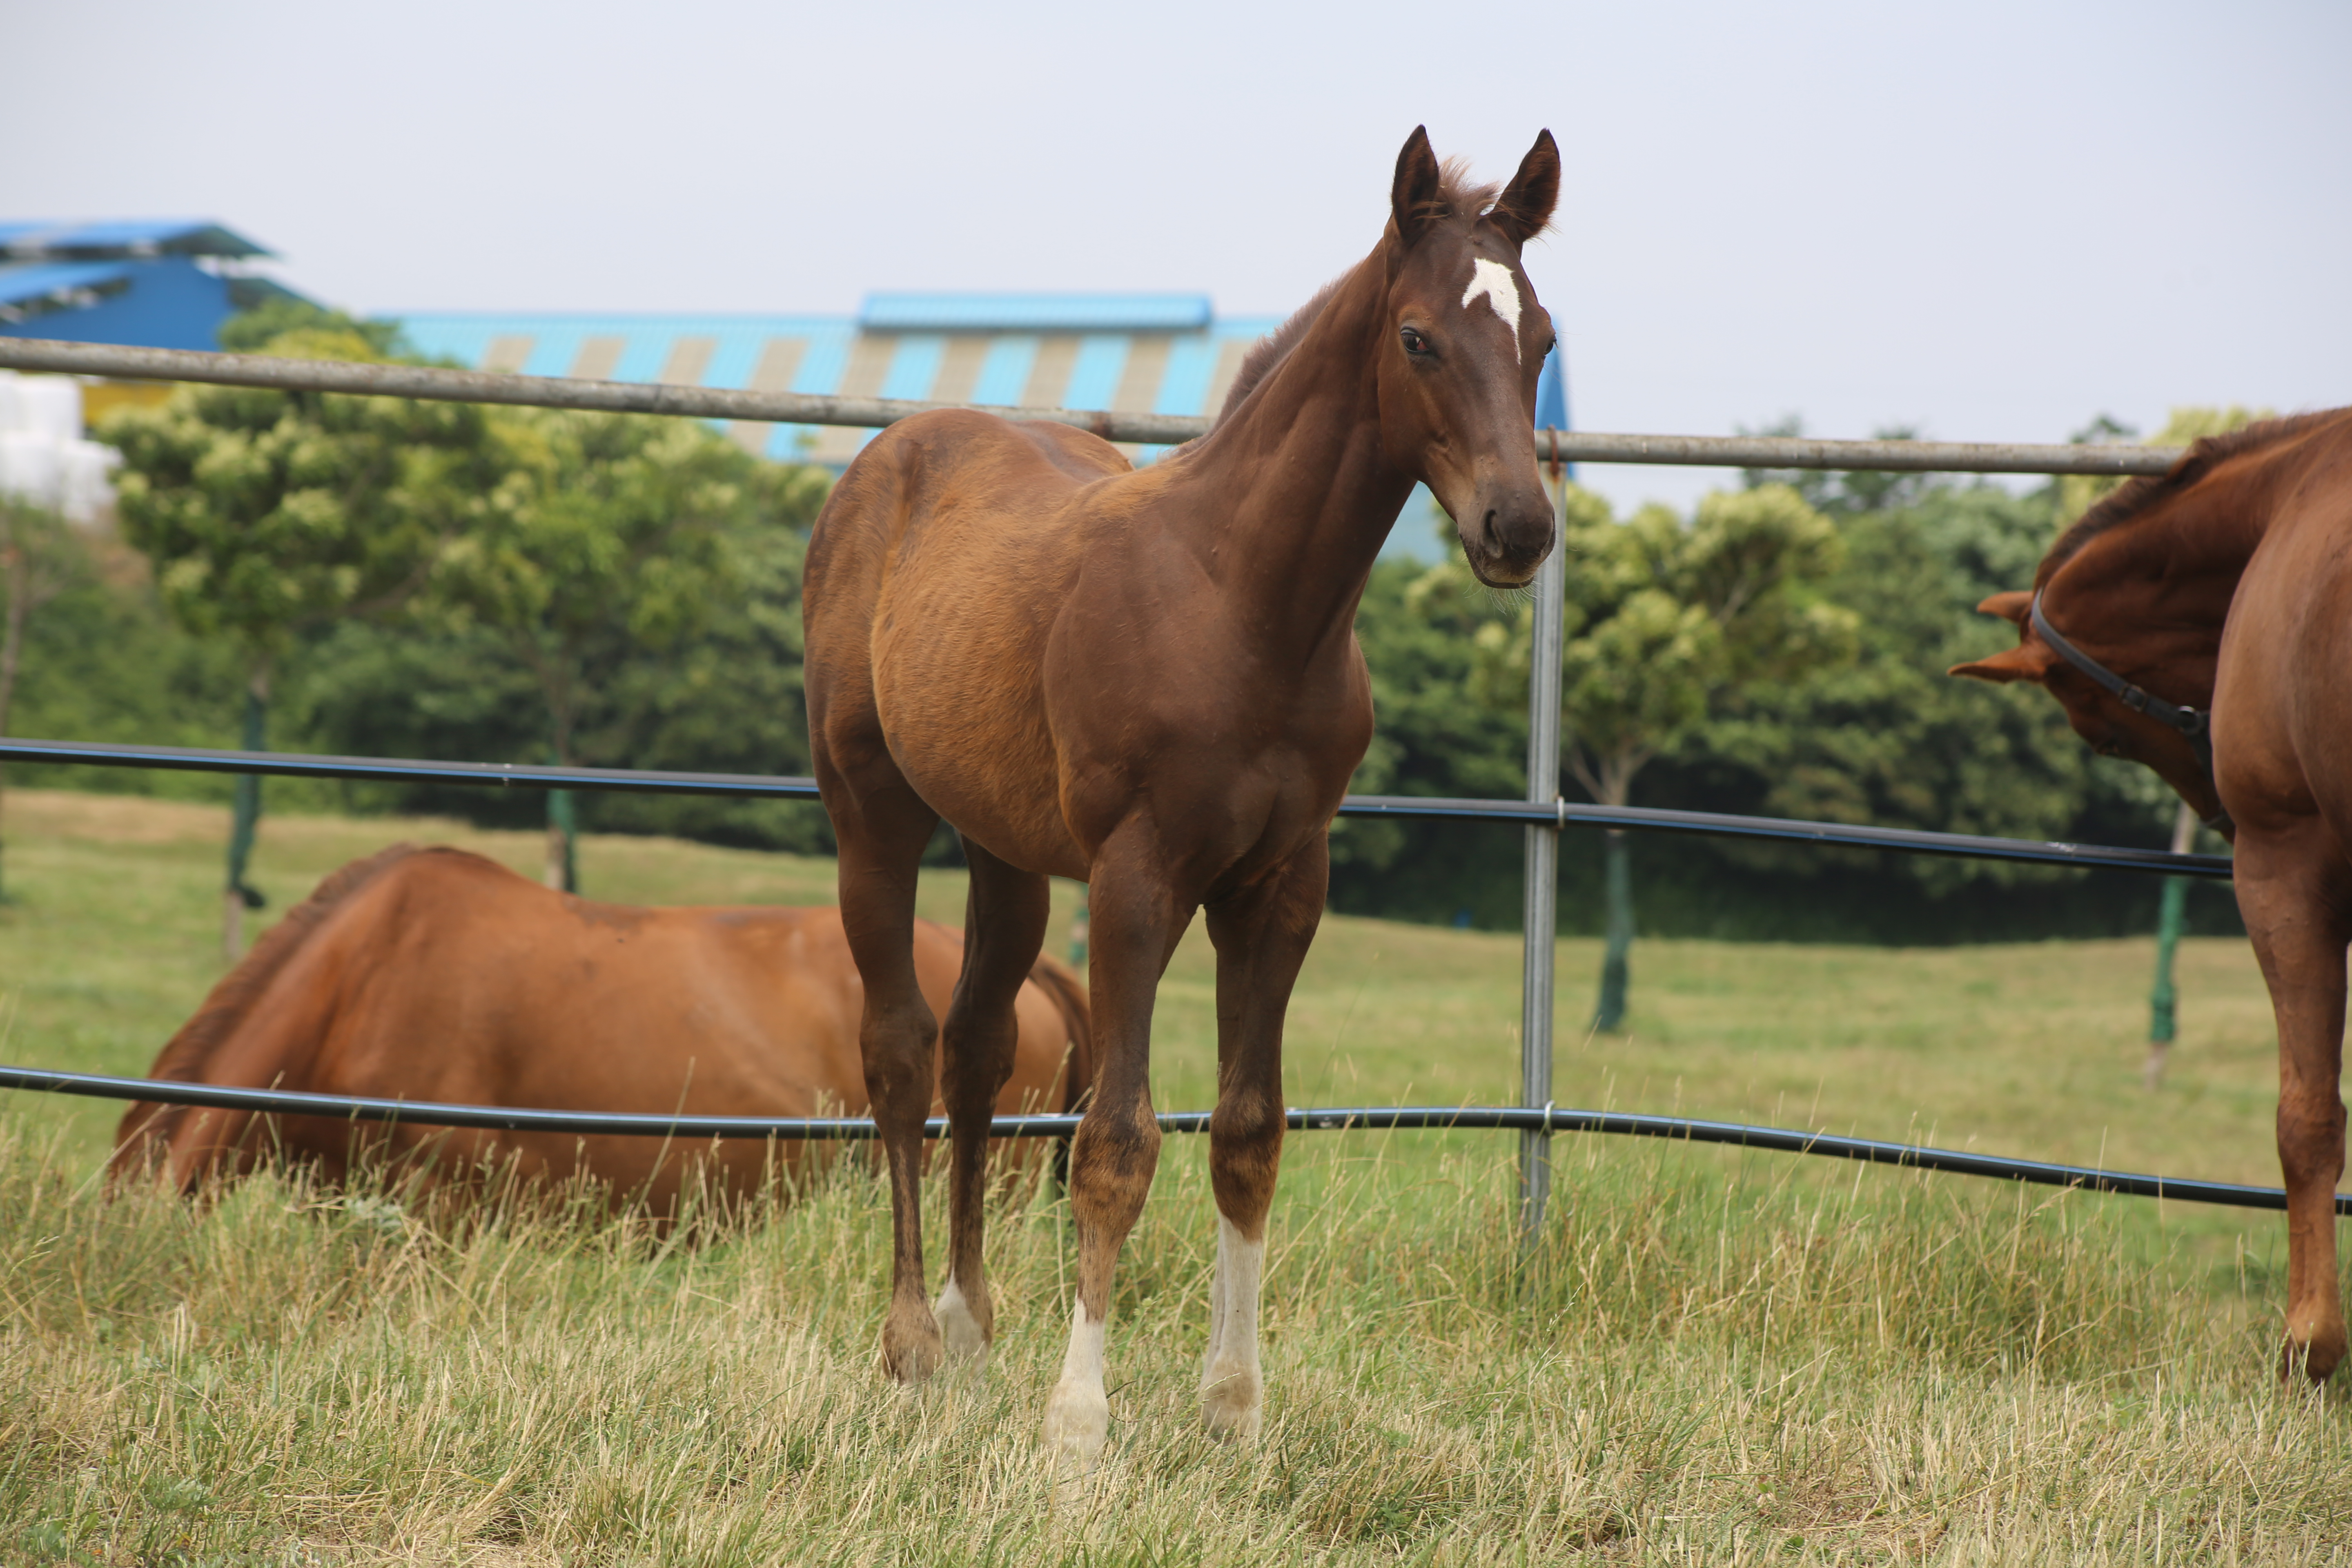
[1024,952,1093,1192]
[110,843,427,1189]
[1025,952,1095,1116]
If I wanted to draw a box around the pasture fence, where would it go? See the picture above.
[0,336,2292,1234]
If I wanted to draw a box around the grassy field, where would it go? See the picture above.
[3,790,2348,1564]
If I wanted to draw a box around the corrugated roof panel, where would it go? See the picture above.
[970,337,1038,405]
[878,335,946,401]
[788,325,856,395]
[607,331,673,384]
[386,308,1301,459]
[1154,334,1218,418]
[1062,334,1130,410]
[0,220,267,259]
[862,293,1211,333]
[0,261,134,308]
[930,335,991,405]
[521,329,589,379]
[698,328,770,391]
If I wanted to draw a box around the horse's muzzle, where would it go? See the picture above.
[1461,484,1555,588]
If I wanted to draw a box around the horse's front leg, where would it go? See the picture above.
[1043,838,1188,1472]
[1197,839,1326,1442]
[2236,829,2351,1383]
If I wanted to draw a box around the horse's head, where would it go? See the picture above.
[1378,127,1560,588]
[1951,577,2230,832]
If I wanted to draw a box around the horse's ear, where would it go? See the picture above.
[1390,125,1443,248]
[1949,644,2056,685]
[1976,590,2033,626]
[1488,129,1560,245]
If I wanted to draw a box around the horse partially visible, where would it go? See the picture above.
[111,845,1093,1209]
[803,125,1560,1468]
[1951,407,2352,1381]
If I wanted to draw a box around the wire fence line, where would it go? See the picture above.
[0,336,2184,476]
[2,332,2266,1227]
[9,1064,2339,1216]
[0,737,2236,880]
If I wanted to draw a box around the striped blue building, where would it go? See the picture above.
[399,294,1285,467]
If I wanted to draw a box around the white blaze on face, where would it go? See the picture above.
[1460,257,1524,363]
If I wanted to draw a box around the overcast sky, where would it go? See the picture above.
[9,0,2347,512]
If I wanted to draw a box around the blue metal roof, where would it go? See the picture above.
[395,305,1285,470]
[860,293,1212,332]
[0,261,135,310]
[0,220,270,261]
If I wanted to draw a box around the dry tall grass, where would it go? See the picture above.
[5,1116,2348,1564]
[4,791,2348,1562]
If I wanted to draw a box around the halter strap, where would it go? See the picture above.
[2029,590,2232,837]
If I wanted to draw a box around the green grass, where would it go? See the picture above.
[2,790,2348,1563]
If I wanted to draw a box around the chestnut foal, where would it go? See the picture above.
[1953,407,2352,1382]
[803,127,1560,1467]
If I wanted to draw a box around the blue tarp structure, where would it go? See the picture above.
[0,219,301,351]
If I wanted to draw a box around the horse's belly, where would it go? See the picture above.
[872,606,1085,876]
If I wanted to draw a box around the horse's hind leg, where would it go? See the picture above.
[935,836,1050,1364]
[823,765,944,1383]
[2235,833,2351,1383]
[1197,839,1325,1442]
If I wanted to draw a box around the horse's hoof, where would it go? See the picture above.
[935,1280,991,1366]
[1199,1362,1263,1442]
[1042,1377,1109,1474]
[2279,1321,2347,1385]
[882,1301,944,1385]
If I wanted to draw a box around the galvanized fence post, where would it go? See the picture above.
[1519,445,1569,1240]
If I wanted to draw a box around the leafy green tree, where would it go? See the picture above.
[218,298,403,358]
[0,499,87,900]
[1737,417,1943,518]
[1710,483,2125,878]
[102,327,501,957]
[289,485,832,856]
[420,410,782,890]
[1432,483,1854,1029]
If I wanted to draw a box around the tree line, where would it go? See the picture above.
[0,301,2241,1004]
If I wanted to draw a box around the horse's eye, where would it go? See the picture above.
[1400,326,1430,356]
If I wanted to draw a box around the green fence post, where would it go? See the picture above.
[222,671,269,961]
[2145,800,2198,1089]
[547,782,578,894]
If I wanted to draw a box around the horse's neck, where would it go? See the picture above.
[2069,453,2301,695]
[1162,259,1414,664]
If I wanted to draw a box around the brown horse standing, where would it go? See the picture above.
[1952,408,2352,1381]
[804,127,1559,1466]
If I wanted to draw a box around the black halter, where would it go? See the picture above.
[2029,590,2232,836]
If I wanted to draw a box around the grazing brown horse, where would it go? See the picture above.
[111,845,1093,1207]
[803,127,1560,1466]
[1951,407,2352,1381]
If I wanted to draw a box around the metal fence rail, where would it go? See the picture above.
[13,1065,2339,1215]
[1,332,2254,1242]
[0,737,2236,879]
[0,337,2185,476]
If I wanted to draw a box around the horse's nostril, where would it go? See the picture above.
[1481,509,1501,550]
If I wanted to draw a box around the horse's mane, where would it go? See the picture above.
[1214,158,1501,430]
[2039,410,2348,584]
[142,843,429,1086]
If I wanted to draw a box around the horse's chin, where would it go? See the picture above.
[1464,554,1541,591]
